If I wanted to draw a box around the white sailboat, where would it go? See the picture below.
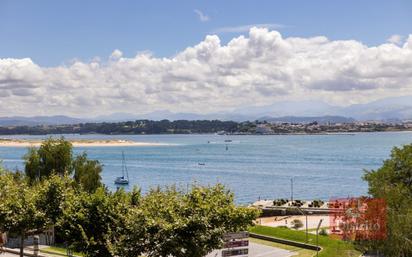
[114,151,129,185]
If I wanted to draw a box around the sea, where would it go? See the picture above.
[1,132,411,204]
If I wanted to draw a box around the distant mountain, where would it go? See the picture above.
[234,96,412,122]
[234,100,340,117]
[239,96,412,121]
[258,115,355,124]
[0,115,86,126]
[337,96,412,120]
[95,111,252,122]
[1,95,412,126]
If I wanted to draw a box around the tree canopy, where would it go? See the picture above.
[24,137,103,193]
[362,144,412,257]
[59,185,259,257]
[1,138,259,257]
[24,137,73,181]
[0,170,73,257]
[73,152,103,193]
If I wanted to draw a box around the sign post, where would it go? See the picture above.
[222,232,249,257]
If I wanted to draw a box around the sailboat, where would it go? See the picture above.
[114,151,129,185]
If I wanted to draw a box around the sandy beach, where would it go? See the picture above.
[0,138,170,147]
[256,215,330,230]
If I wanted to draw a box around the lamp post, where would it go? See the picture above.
[295,206,308,243]
[290,177,294,202]
[316,219,323,257]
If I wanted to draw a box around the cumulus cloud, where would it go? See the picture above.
[110,49,123,60]
[1,28,412,117]
[194,9,209,22]
[213,23,285,34]
[387,34,404,45]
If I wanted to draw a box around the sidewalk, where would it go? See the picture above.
[2,246,57,257]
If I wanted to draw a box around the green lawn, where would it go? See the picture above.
[250,225,361,257]
[41,246,83,257]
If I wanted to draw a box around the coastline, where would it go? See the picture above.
[0,138,170,147]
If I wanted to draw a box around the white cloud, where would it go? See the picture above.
[212,23,285,34]
[1,28,412,117]
[194,9,209,22]
[387,34,404,45]
[110,49,123,60]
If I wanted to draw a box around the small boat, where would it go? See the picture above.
[115,151,129,185]
[224,139,232,142]
[198,162,205,166]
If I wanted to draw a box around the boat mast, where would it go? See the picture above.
[122,151,129,180]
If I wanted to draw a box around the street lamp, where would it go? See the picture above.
[316,219,323,257]
[295,206,308,243]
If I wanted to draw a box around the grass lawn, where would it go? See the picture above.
[41,246,83,257]
[250,225,361,257]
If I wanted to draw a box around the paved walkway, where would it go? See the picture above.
[206,241,294,257]
[1,252,19,257]
[3,242,295,257]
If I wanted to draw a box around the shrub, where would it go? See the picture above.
[291,219,304,230]
[319,228,328,236]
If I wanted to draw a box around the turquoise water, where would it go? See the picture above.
[1,132,411,203]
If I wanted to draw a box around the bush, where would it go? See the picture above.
[291,200,304,207]
[310,199,324,208]
[273,198,288,206]
[291,219,304,230]
[319,228,328,236]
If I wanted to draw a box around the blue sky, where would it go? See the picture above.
[1,0,411,66]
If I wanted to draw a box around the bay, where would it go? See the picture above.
[1,132,411,204]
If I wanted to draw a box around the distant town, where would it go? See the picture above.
[1,119,412,135]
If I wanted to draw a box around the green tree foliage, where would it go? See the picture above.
[60,184,258,257]
[362,144,412,256]
[123,184,259,257]
[24,137,73,181]
[24,138,102,193]
[0,171,44,257]
[73,153,103,193]
[36,175,75,225]
[0,171,72,257]
[0,165,6,253]
[58,188,132,257]
[0,120,240,135]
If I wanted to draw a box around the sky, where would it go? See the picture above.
[0,0,412,117]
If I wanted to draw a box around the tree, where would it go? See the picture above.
[73,152,103,193]
[58,188,133,257]
[0,170,72,257]
[69,184,259,257]
[24,138,103,193]
[362,144,412,257]
[0,165,5,254]
[36,175,75,225]
[24,137,73,182]
[0,171,44,257]
[135,184,259,257]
